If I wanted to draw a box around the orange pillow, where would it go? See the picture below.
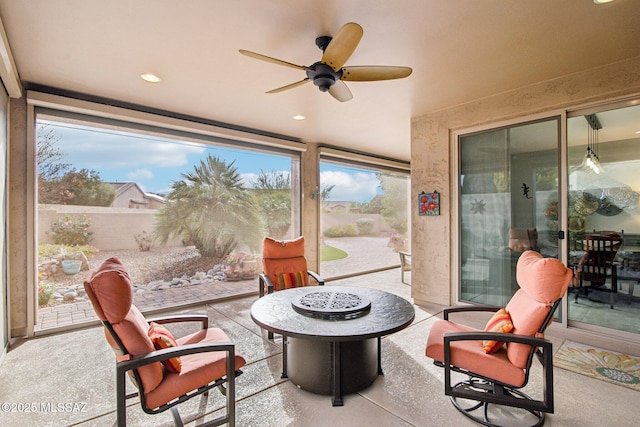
[482,308,514,354]
[148,322,182,373]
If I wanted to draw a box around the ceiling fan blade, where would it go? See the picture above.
[342,66,413,81]
[328,80,353,102]
[239,49,308,71]
[266,78,310,94]
[321,22,363,71]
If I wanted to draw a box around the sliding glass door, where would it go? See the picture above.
[459,118,560,306]
[567,103,640,335]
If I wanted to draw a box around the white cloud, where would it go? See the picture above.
[320,170,379,202]
[127,169,154,180]
[241,172,259,187]
[50,123,206,169]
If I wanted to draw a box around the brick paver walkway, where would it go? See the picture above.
[35,278,258,333]
[35,236,402,333]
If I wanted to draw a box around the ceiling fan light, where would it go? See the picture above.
[314,75,335,92]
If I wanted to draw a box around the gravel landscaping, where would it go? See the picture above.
[40,245,228,306]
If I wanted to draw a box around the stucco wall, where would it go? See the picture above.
[9,97,29,337]
[410,56,640,307]
[301,144,320,272]
[38,204,182,250]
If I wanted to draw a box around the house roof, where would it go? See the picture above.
[108,182,165,204]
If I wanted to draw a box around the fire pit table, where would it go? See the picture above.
[250,286,415,405]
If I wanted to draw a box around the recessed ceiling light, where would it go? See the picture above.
[141,73,161,83]
[635,130,640,134]
[292,115,306,121]
[593,0,616,4]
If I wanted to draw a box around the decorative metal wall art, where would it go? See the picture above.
[419,191,440,216]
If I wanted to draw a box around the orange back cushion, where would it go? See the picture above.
[506,251,573,368]
[263,236,306,259]
[84,257,134,323]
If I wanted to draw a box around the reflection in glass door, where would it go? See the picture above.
[459,118,560,307]
[567,104,640,335]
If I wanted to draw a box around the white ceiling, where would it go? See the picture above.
[0,0,639,162]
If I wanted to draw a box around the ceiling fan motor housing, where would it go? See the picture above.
[307,62,343,92]
[240,22,411,101]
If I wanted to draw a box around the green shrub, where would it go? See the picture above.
[356,218,374,235]
[134,230,154,252]
[38,243,98,259]
[323,224,358,238]
[50,214,93,246]
[38,280,54,306]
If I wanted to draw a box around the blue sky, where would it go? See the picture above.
[38,120,381,202]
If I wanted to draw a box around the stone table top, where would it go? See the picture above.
[250,286,415,342]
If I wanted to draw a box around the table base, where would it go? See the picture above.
[287,337,381,406]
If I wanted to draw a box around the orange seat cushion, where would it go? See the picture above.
[144,327,247,410]
[425,319,526,388]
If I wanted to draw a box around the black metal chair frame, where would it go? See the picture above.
[435,300,560,427]
[102,314,241,427]
[575,233,622,309]
[258,271,324,378]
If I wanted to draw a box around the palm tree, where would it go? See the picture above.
[251,170,292,239]
[155,155,264,259]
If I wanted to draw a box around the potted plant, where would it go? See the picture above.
[223,253,258,280]
[61,259,82,275]
[388,233,408,252]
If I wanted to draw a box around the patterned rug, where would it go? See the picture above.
[554,341,640,392]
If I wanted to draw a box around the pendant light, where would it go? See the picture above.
[582,113,603,174]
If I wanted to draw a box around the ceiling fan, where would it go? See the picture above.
[239,22,412,102]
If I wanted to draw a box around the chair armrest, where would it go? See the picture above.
[117,341,236,373]
[259,273,273,297]
[442,331,553,388]
[443,305,500,320]
[259,271,325,297]
[444,331,551,348]
[308,270,325,286]
[146,314,209,329]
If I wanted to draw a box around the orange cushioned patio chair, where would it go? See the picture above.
[259,236,324,297]
[426,250,573,427]
[259,236,324,377]
[84,257,246,427]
